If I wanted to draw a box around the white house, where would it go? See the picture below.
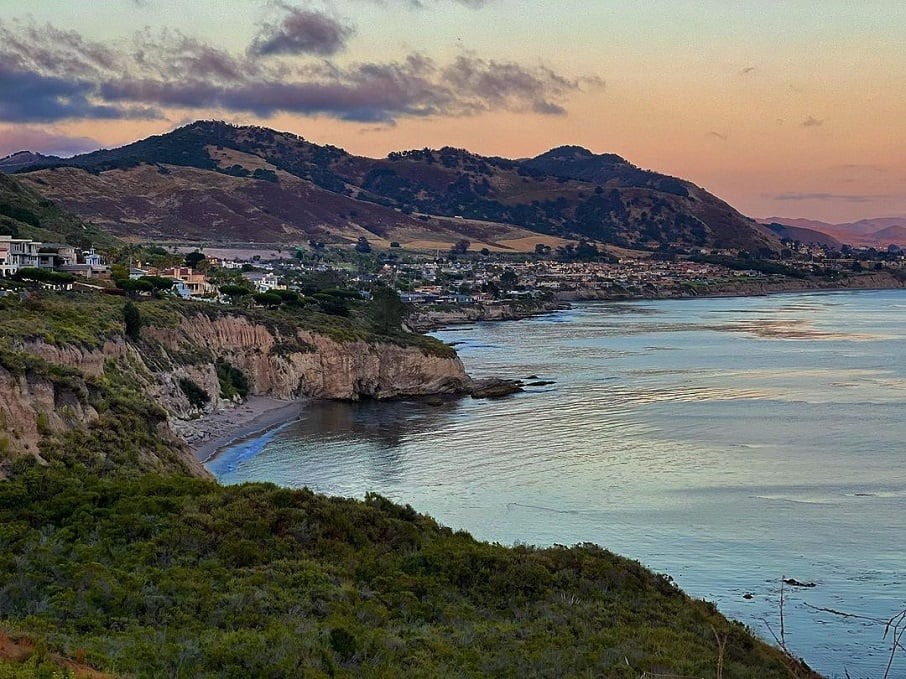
[0,236,41,276]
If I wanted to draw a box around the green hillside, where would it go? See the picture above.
[0,173,119,248]
[0,463,815,678]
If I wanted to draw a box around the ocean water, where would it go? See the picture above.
[209,289,906,678]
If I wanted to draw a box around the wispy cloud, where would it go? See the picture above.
[352,0,495,7]
[835,163,888,174]
[773,192,890,203]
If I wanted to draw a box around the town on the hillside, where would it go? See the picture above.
[2,234,905,311]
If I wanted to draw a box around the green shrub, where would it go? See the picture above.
[216,362,249,400]
[0,466,810,678]
[178,378,210,409]
[123,301,141,340]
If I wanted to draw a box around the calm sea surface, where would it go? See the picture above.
[209,289,906,678]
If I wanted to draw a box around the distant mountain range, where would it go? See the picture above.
[0,151,61,173]
[2,120,780,252]
[760,216,906,249]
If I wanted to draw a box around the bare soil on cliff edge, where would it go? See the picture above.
[170,396,307,462]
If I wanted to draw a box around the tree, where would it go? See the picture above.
[13,268,75,288]
[482,280,501,299]
[355,237,372,254]
[575,240,598,260]
[184,251,206,269]
[219,284,252,305]
[110,263,129,282]
[253,292,282,308]
[499,269,518,293]
[450,239,470,255]
[178,378,210,409]
[116,278,154,298]
[370,285,407,334]
[123,301,141,341]
[138,276,176,297]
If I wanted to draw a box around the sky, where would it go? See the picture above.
[0,0,904,223]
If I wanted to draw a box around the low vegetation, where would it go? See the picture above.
[0,288,453,359]
[0,463,814,678]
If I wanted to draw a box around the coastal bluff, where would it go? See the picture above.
[142,313,470,404]
[0,298,469,477]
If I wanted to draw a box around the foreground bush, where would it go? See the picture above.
[0,465,812,678]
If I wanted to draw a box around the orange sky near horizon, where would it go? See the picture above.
[1,1,904,223]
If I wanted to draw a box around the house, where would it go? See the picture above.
[0,236,43,276]
[83,248,103,267]
[159,267,214,297]
[36,243,77,269]
[57,247,110,279]
[241,271,284,292]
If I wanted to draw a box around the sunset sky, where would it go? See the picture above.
[0,1,903,222]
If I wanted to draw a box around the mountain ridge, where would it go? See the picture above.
[9,120,780,252]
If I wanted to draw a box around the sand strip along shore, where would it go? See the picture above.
[172,396,307,463]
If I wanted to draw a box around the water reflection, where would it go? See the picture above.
[284,398,462,449]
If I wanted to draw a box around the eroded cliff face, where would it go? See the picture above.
[0,312,468,475]
[0,367,98,461]
[143,314,469,407]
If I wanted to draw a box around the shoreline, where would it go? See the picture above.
[178,282,905,461]
[413,275,905,330]
[173,396,307,463]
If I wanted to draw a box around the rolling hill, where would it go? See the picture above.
[762,216,906,248]
[0,172,119,248]
[762,222,842,249]
[9,120,780,252]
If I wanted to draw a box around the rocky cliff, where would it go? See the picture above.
[0,304,469,477]
[143,313,470,408]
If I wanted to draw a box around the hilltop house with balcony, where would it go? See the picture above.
[159,267,214,297]
[0,236,41,276]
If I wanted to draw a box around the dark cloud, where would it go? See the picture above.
[101,53,588,122]
[0,128,100,157]
[773,192,888,203]
[0,17,591,124]
[250,6,353,57]
[0,63,158,123]
[801,115,823,127]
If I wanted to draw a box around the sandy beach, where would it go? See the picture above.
[169,396,307,463]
